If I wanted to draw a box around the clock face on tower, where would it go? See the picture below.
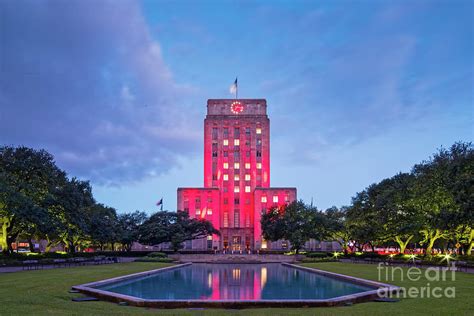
[231,101,244,114]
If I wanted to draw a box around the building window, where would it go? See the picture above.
[245,163,251,169]
[256,150,262,157]
[212,174,217,180]
[245,174,250,181]
[234,211,240,228]
[223,162,229,169]
[234,174,240,181]
[212,151,218,157]
[223,174,228,181]
[261,196,267,203]
[285,194,290,202]
[245,198,250,205]
[234,139,240,146]
[223,127,229,137]
[224,212,229,227]
[273,195,278,203]
[234,162,240,169]
[234,151,240,159]
[223,151,228,157]
[245,186,251,193]
[207,209,212,215]
[234,186,240,193]
[234,127,240,136]
[212,127,218,139]
[257,139,262,146]
[257,162,262,169]
[223,139,229,146]
[196,209,201,215]
[224,198,228,204]
[245,127,250,135]
[256,127,262,134]
[245,140,250,146]
[234,198,240,205]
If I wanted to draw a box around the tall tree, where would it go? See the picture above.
[139,210,219,252]
[0,146,66,254]
[117,211,148,251]
[261,200,321,254]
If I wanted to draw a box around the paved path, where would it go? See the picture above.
[0,257,137,273]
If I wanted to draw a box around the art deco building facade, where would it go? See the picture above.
[177,99,296,251]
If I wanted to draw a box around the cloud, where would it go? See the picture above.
[0,0,201,185]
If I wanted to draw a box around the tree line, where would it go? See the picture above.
[261,142,473,255]
[0,146,217,254]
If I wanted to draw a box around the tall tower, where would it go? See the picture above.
[177,99,296,251]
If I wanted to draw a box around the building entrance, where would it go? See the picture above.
[231,236,242,251]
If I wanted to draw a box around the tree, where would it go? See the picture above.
[139,210,219,252]
[324,206,352,254]
[117,211,148,251]
[52,178,95,253]
[87,203,118,251]
[376,173,422,254]
[261,200,321,254]
[0,146,66,254]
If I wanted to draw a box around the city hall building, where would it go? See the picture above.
[177,99,297,251]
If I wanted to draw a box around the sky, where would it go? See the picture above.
[0,0,472,214]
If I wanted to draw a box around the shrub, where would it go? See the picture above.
[134,257,174,263]
[147,252,167,258]
[305,252,331,258]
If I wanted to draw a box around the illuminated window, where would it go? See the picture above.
[223,162,229,169]
[285,195,290,202]
[234,139,240,146]
[261,239,267,249]
[245,174,250,181]
[273,196,278,203]
[234,186,240,193]
[196,209,201,215]
[223,174,228,181]
[223,139,229,146]
[245,163,251,169]
[224,212,229,227]
[261,196,267,203]
[234,162,240,169]
[245,186,251,193]
[256,128,262,134]
[234,174,240,181]
[234,210,240,228]
[257,162,262,169]
[207,209,212,215]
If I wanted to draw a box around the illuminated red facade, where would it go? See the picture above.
[177,99,296,251]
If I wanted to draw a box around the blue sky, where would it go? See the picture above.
[1,0,472,213]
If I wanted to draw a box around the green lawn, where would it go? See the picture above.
[0,262,472,315]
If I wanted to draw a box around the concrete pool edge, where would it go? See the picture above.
[72,262,401,308]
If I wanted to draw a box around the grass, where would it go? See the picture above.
[0,261,472,315]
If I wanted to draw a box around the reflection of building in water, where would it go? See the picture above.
[207,264,269,300]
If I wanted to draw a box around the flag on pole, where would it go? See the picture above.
[156,198,163,211]
[229,77,238,98]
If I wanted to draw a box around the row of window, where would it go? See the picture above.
[212,127,262,138]
[222,139,263,146]
[195,209,213,216]
[223,162,262,169]
[223,174,252,181]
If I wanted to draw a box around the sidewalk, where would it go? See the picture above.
[0,257,137,273]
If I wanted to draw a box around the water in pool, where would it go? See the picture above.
[97,263,374,300]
